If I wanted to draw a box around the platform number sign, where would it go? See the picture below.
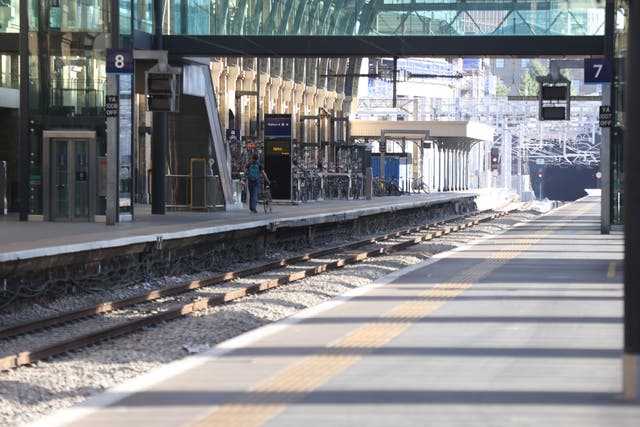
[106,48,134,75]
[584,58,612,84]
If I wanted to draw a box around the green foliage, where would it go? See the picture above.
[496,78,511,96]
[519,59,547,96]
[561,69,578,95]
[519,72,538,96]
[530,59,547,79]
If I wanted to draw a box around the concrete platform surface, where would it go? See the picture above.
[29,195,636,427]
[0,190,487,262]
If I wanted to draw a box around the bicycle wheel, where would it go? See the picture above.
[263,187,272,212]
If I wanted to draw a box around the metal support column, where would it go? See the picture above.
[437,144,444,191]
[445,148,451,191]
[602,0,614,234]
[18,0,28,221]
[151,112,167,215]
[452,148,457,191]
[450,149,456,191]
[441,147,447,191]
[601,84,612,234]
[0,161,7,215]
[623,0,640,401]
[455,148,461,191]
[105,0,120,225]
[256,58,261,141]
[151,0,167,215]
[464,150,469,190]
[106,76,118,225]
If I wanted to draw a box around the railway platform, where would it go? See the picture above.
[1,190,503,260]
[0,189,510,290]
[29,195,636,427]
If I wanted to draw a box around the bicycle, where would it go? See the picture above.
[261,181,272,213]
[372,177,386,197]
[411,176,430,194]
[386,177,403,196]
[291,173,302,204]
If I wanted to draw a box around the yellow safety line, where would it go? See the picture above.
[191,286,465,427]
[608,261,617,278]
[192,231,556,427]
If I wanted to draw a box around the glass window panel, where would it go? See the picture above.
[120,0,132,35]
[54,140,69,218]
[165,0,604,36]
[0,0,19,33]
[49,55,106,115]
[0,54,19,88]
[29,0,39,30]
[74,140,89,218]
[61,0,105,32]
[140,0,153,32]
[119,75,133,215]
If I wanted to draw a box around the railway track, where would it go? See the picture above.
[0,209,510,371]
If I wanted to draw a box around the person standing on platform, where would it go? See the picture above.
[246,153,270,213]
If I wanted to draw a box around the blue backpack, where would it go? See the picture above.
[248,162,261,181]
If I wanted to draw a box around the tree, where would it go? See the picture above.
[519,71,538,96]
[496,78,511,96]
[519,59,547,96]
[529,59,547,79]
[561,69,578,95]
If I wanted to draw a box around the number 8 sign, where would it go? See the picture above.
[106,48,134,75]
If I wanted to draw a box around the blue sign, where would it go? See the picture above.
[584,58,612,84]
[106,48,134,74]
[264,114,292,138]
[226,129,240,143]
[462,58,481,70]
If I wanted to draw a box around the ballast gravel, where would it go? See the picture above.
[0,210,538,427]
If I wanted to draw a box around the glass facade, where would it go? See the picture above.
[162,0,605,36]
[123,0,153,33]
[0,0,604,36]
[136,0,153,33]
[0,54,18,88]
[27,0,109,216]
[6,0,591,36]
[11,0,614,221]
[0,0,19,33]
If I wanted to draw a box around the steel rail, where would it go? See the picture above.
[0,211,485,340]
[0,210,508,371]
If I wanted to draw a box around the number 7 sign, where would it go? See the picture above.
[584,58,612,84]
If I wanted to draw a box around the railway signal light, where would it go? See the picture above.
[145,70,181,112]
[538,80,570,121]
[537,170,544,180]
[540,106,567,120]
[490,147,500,172]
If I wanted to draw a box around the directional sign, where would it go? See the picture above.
[584,58,612,84]
[105,95,119,117]
[599,105,612,128]
[106,48,134,74]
